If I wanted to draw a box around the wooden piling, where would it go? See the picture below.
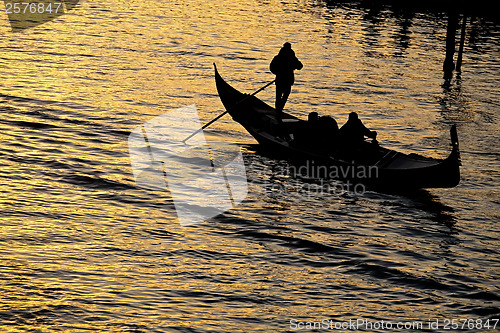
[456,15,467,72]
[443,9,458,76]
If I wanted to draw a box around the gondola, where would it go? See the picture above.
[214,64,460,189]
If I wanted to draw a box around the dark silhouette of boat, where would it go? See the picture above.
[214,64,461,189]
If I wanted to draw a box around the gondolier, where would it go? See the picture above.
[270,42,303,119]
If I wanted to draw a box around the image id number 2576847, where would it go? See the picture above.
[5,2,62,14]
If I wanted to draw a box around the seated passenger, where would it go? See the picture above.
[293,112,319,145]
[293,112,340,152]
[338,112,377,148]
[308,111,319,124]
[318,115,338,134]
[317,115,339,151]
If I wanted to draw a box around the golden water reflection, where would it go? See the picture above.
[0,0,499,331]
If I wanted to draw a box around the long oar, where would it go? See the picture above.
[182,79,275,143]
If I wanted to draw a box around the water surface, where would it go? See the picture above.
[0,0,499,332]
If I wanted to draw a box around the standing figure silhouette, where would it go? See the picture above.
[270,42,303,120]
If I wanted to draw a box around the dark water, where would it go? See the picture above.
[0,0,499,332]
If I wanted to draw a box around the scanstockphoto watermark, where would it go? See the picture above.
[128,105,379,226]
[263,160,379,197]
[290,318,424,331]
[289,318,499,331]
[128,105,248,227]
